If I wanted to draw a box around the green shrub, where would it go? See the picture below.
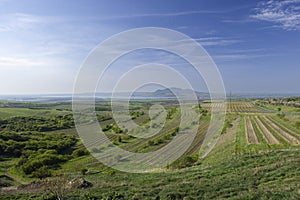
[169,155,198,169]
[72,148,89,157]
[81,168,88,175]
[31,166,52,179]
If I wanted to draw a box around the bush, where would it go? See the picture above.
[72,148,89,158]
[81,168,88,175]
[169,155,198,169]
[31,166,52,179]
[148,140,154,146]
[277,113,286,119]
[21,150,67,175]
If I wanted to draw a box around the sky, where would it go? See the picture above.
[0,0,300,95]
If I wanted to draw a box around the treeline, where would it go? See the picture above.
[0,114,74,132]
[258,98,300,108]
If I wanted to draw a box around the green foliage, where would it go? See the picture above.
[166,107,177,119]
[81,168,88,175]
[147,140,154,146]
[31,166,52,179]
[0,114,74,132]
[102,124,113,132]
[221,121,233,134]
[116,135,122,143]
[112,124,123,134]
[72,148,89,158]
[130,111,145,120]
[0,125,77,178]
[295,121,300,129]
[169,155,198,169]
[20,150,68,176]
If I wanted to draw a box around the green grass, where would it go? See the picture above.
[0,107,70,119]
[269,115,300,139]
[8,142,299,200]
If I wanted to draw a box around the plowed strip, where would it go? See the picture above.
[254,116,279,145]
[267,116,300,139]
[262,116,300,145]
[245,116,259,144]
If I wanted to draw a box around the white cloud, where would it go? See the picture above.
[0,57,43,68]
[251,0,300,30]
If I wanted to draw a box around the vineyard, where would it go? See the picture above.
[241,115,300,146]
[201,101,269,113]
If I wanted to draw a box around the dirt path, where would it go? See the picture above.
[245,116,259,144]
[4,168,27,185]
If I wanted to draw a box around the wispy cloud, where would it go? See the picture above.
[96,6,252,21]
[162,36,241,47]
[0,13,42,31]
[213,52,276,62]
[0,56,43,68]
[251,0,300,30]
[99,10,223,20]
[194,37,241,46]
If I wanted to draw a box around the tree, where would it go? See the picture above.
[44,173,69,200]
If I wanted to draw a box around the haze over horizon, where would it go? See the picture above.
[0,0,300,95]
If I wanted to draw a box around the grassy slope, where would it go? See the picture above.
[2,115,299,199]
[76,116,300,200]
[60,116,300,199]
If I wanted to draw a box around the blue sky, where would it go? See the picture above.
[0,0,299,94]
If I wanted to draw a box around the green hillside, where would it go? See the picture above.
[0,100,299,199]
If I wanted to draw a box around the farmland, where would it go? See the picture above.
[201,101,270,113]
[0,99,299,199]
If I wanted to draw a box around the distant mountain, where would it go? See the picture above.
[132,88,209,99]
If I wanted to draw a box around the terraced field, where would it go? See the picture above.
[240,115,300,147]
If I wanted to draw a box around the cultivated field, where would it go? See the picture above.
[240,115,300,146]
[201,101,269,113]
